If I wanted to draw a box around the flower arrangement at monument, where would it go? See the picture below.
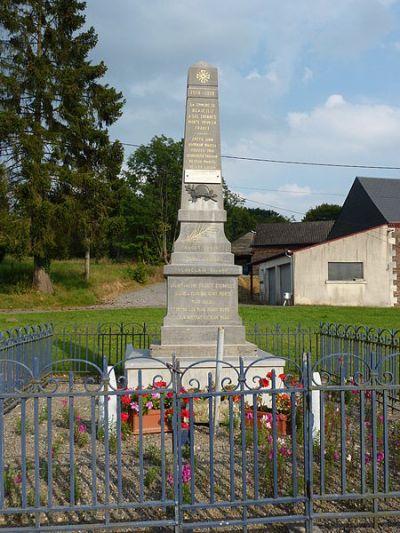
[120,382,191,435]
[245,372,302,436]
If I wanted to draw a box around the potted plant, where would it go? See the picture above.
[121,381,173,434]
[244,373,294,436]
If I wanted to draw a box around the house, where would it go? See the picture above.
[258,177,400,307]
[250,221,334,302]
[231,231,255,275]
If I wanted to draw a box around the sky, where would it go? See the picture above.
[85,0,400,220]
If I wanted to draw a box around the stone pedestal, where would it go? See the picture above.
[126,346,285,396]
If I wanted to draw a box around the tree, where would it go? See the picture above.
[302,203,342,222]
[124,136,183,263]
[225,205,289,241]
[0,165,30,260]
[0,0,124,291]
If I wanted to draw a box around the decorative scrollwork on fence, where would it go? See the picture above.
[179,359,240,392]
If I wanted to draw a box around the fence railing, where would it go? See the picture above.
[1,321,399,387]
[0,325,53,393]
[0,351,400,531]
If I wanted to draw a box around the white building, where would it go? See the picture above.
[258,177,400,307]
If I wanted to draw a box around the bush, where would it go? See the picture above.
[127,263,150,284]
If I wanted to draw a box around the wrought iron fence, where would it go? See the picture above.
[0,351,400,531]
[0,325,53,393]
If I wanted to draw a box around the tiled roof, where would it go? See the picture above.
[231,231,255,255]
[253,221,334,247]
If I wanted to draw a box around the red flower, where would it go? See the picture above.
[279,373,286,381]
[167,392,174,399]
[183,397,190,404]
[259,377,269,388]
[181,422,189,429]
[153,380,167,388]
[266,371,272,379]
[181,408,190,418]
[121,412,129,423]
[121,395,131,406]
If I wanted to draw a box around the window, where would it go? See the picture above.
[328,262,364,281]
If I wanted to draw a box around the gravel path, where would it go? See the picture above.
[112,281,166,308]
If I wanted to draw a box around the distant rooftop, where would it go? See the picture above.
[356,177,400,222]
[231,231,255,255]
[329,176,400,239]
[253,221,334,247]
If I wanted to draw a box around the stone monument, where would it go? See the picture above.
[126,62,284,388]
[151,61,257,359]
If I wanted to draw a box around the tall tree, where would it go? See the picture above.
[0,0,124,292]
[125,136,183,263]
[302,203,342,222]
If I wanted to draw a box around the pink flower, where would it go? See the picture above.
[151,392,160,400]
[279,446,292,458]
[333,451,340,462]
[365,453,371,465]
[62,399,68,407]
[377,451,384,464]
[14,474,22,484]
[245,411,254,420]
[182,464,191,484]
[167,473,174,486]
[378,415,384,424]
[75,416,81,422]
[145,400,153,410]
[130,402,139,412]
[365,390,372,399]
[78,424,87,433]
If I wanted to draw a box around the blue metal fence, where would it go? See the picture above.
[0,350,400,531]
[0,325,53,393]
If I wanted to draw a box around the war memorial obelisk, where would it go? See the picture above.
[151,61,257,360]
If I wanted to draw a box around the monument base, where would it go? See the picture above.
[125,345,285,393]
[150,340,258,359]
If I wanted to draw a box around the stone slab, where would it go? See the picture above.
[125,345,285,394]
[151,342,258,359]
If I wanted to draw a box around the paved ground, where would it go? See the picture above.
[112,281,166,308]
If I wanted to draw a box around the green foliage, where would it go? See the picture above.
[302,203,342,222]
[225,205,289,242]
[123,135,183,263]
[126,263,151,284]
[144,444,163,466]
[15,416,32,436]
[0,0,124,290]
[144,466,159,490]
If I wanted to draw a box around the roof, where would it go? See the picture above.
[329,176,400,239]
[231,231,255,255]
[253,221,334,247]
[356,177,400,221]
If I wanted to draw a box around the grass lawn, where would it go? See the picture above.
[0,304,399,332]
[0,256,163,310]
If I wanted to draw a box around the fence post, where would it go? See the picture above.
[303,351,314,533]
[171,355,183,533]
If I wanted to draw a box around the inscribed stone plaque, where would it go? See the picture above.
[183,63,221,183]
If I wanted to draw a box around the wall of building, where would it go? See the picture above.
[259,255,292,305]
[293,226,395,307]
[391,224,400,307]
